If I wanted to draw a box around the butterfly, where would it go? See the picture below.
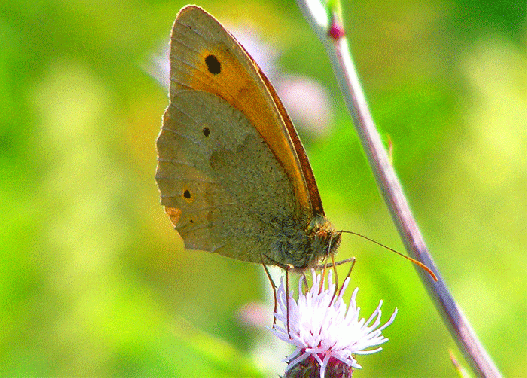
[155,5,341,270]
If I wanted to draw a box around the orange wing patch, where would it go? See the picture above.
[165,206,182,227]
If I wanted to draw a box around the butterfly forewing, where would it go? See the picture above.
[156,6,338,269]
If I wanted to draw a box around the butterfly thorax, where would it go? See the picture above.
[271,214,341,271]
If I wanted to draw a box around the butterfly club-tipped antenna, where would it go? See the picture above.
[340,230,438,281]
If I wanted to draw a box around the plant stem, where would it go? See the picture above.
[294,1,502,377]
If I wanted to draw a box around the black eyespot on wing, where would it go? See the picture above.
[205,55,221,74]
[183,189,192,199]
[203,127,210,137]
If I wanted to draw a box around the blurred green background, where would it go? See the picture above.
[1,0,525,376]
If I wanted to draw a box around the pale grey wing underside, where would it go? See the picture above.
[156,90,303,263]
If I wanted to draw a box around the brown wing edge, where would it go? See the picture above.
[222,21,325,217]
[256,68,325,216]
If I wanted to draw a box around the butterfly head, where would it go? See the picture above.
[304,214,342,269]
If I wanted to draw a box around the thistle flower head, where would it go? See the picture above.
[271,270,397,377]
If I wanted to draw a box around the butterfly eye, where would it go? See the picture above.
[202,127,210,137]
[205,54,221,74]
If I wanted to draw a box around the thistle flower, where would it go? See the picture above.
[271,270,397,377]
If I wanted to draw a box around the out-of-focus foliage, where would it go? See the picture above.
[0,0,524,376]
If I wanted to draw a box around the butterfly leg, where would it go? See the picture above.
[261,261,278,327]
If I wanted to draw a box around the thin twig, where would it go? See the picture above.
[294,1,502,377]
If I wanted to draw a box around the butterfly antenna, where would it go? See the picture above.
[341,230,438,281]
